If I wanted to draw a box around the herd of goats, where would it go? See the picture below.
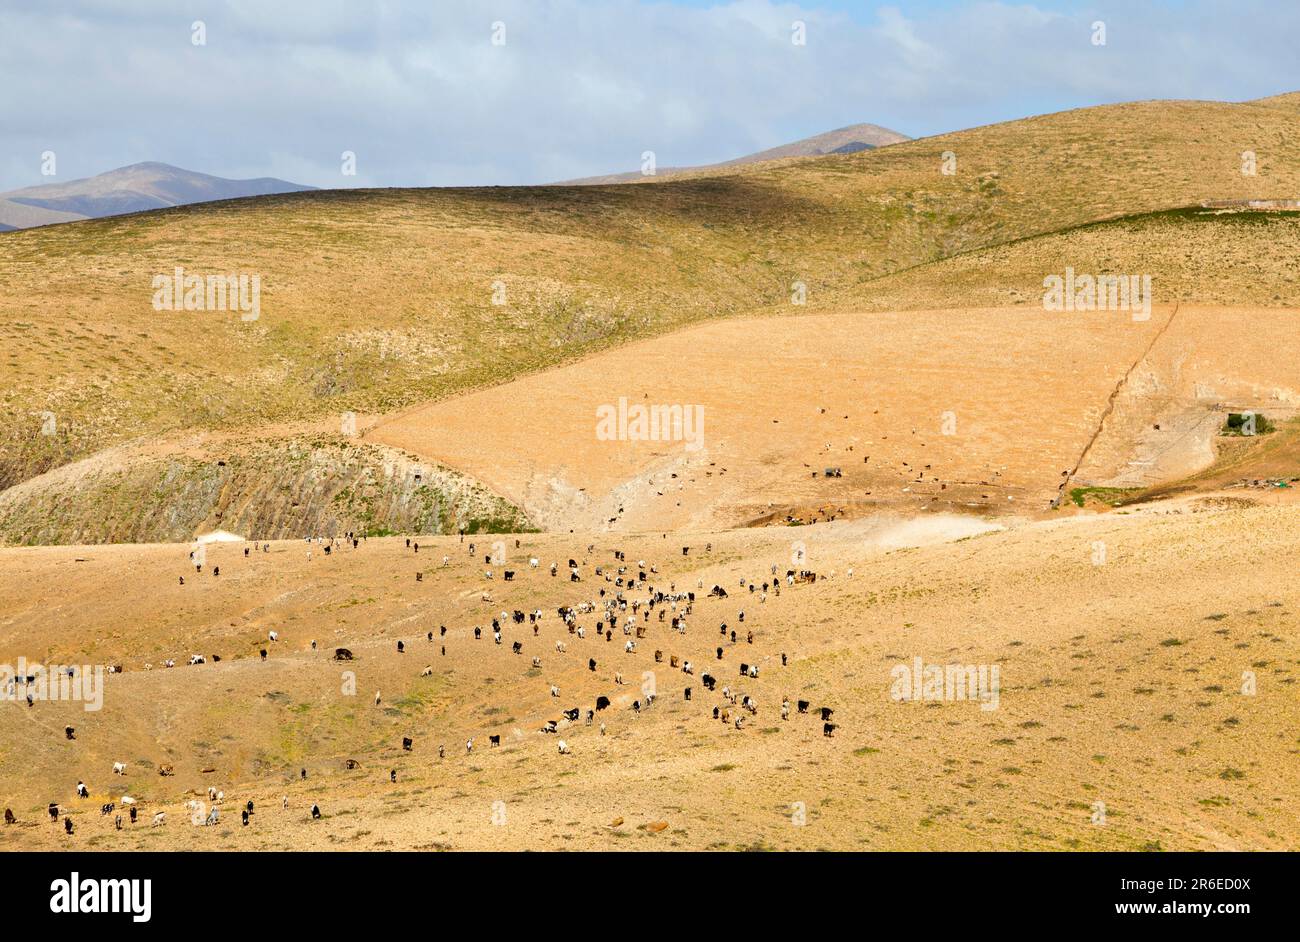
[5,533,841,838]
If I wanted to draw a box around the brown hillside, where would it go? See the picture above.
[1,506,1295,850]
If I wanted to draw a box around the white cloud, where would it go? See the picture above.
[0,0,1296,191]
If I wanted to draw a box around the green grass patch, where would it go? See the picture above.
[1069,486,1142,508]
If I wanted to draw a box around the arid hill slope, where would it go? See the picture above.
[0,504,1295,850]
[366,305,1164,530]
[5,98,1300,493]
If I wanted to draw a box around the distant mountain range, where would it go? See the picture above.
[556,122,910,185]
[0,162,315,231]
[0,123,907,231]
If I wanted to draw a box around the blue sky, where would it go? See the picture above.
[1,0,1297,191]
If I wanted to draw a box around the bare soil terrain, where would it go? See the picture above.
[366,303,1300,533]
[1,506,1295,851]
[4,95,1300,852]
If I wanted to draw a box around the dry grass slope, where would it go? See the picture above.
[0,436,532,545]
[0,507,1295,850]
[835,208,1300,312]
[5,97,1300,519]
